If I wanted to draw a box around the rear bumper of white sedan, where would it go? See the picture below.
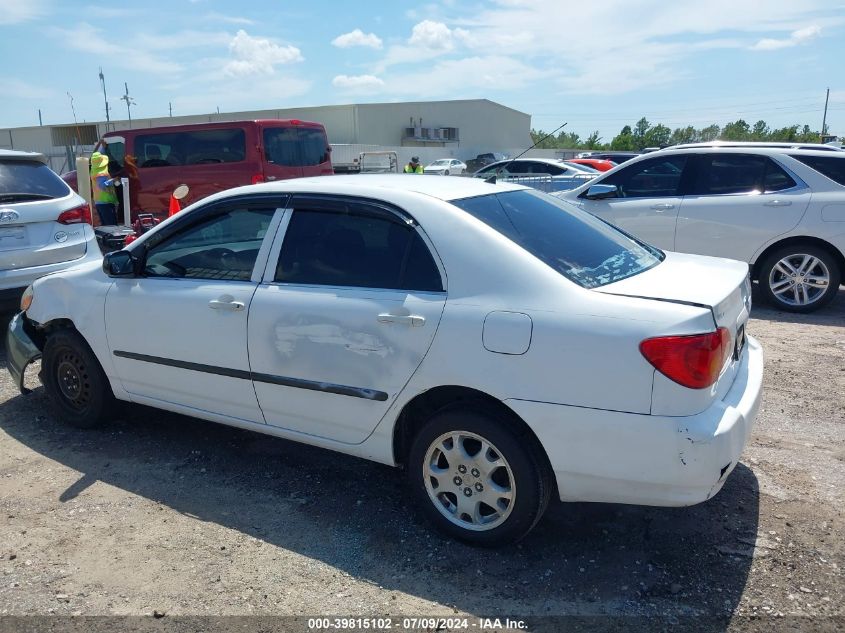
[506,335,763,507]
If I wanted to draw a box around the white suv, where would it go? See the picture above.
[557,146,845,312]
[0,150,101,310]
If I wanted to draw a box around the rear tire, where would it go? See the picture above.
[407,404,552,546]
[41,329,115,429]
[758,244,840,313]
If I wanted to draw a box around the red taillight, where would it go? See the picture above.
[124,234,137,246]
[57,204,92,225]
[639,327,731,390]
[251,173,265,184]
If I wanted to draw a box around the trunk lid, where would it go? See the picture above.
[598,251,752,413]
[598,251,751,332]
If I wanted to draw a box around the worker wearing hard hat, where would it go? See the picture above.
[404,156,423,174]
[90,151,118,225]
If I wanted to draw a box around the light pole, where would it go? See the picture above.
[120,82,136,126]
[98,67,110,127]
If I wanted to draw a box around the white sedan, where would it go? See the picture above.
[6,175,763,546]
[423,159,466,175]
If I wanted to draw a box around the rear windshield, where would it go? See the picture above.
[263,126,329,166]
[789,154,845,186]
[0,160,70,202]
[452,190,664,288]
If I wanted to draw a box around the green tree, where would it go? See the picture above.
[669,126,697,145]
[584,130,602,149]
[751,120,770,140]
[721,119,751,140]
[644,123,671,148]
[610,125,636,151]
[698,124,720,142]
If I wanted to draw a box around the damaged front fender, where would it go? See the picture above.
[5,312,42,394]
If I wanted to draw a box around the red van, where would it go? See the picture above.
[63,119,332,221]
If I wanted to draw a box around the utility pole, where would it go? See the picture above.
[98,67,110,127]
[120,82,136,126]
[169,102,172,117]
[38,109,42,126]
[820,87,830,142]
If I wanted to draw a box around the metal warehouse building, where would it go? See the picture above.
[0,99,532,174]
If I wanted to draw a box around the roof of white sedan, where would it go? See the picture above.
[205,174,526,205]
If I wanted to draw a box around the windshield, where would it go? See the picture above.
[451,190,664,288]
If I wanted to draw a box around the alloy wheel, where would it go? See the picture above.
[768,253,830,307]
[423,431,515,531]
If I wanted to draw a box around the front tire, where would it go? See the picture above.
[758,244,840,313]
[407,405,552,546]
[41,329,115,429]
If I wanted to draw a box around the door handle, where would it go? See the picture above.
[377,313,426,327]
[650,203,675,211]
[266,176,277,181]
[764,199,792,207]
[209,297,245,311]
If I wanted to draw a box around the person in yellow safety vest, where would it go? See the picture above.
[404,156,423,173]
[90,151,118,225]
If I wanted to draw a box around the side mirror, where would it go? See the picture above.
[103,250,140,277]
[584,183,619,200]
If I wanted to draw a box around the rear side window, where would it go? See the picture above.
[452,190,664,289]
[599,155,687,198]
[763,160,797,192]
[134,129,246,168]
[263,127,330,167]
[0,160,70,201]
[790,155,845,186]
[275,203,442,291]
[691,154,766,195]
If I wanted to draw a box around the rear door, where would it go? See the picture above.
[260,123,333,181]
[675,153,811,261]
[0,158,88,271]
[247,195,446,444]
[577,154,690,250]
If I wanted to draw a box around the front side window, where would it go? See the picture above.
[452,190,664,289]
[599,155,688,198]
[789,154,845,186]
[144,207,275,280]
[135,129,246,168]
[275,201,442,291]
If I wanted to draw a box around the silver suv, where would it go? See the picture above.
[0,150,101,310]
[556,145,845,312]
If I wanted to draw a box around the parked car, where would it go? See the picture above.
[566,158,617,172]
[577,152,640,164]
[556,147,845,312]
[0,150,101,311]
[423,159,467,175]
[474,158,597,192]
[465,152,508,173]
[7,175,762,546]
[62,119,332,222]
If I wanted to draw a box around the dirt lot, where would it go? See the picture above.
[0,289,843,631]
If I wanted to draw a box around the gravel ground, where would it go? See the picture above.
[0,288,843,631]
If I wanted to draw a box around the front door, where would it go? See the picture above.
[104,199,283,423]
[247,195,447,444]
[578,154,691,250]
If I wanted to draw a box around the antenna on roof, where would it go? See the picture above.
[497,122,568,177]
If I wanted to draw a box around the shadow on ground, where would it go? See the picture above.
[1,358,759,623]
[749,282,845,325]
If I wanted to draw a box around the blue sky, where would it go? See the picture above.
[1,0,843,141]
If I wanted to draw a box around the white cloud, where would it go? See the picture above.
[223,29,303,77]
[408,20,470,50]
[332,74,385,93]
[332,28,383,49]
[2,77,55,100]
[751,24,822,50]
[203,12,254,26]
[0,0,47,25]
